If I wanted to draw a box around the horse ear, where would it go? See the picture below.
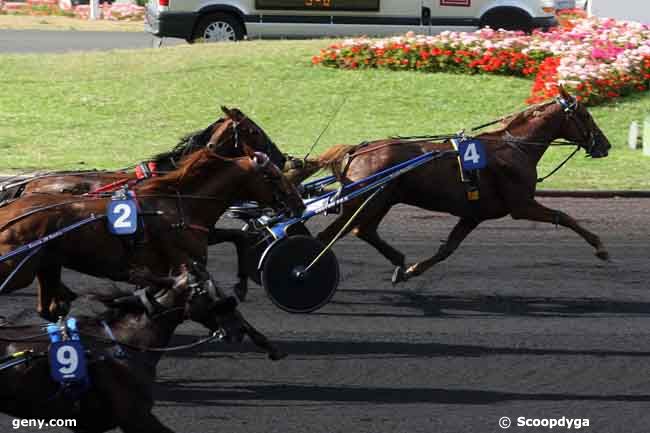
[221,106,231,117]
[228,107,245,122]
[558,85,571,100]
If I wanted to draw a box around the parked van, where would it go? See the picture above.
[145,0,558,43]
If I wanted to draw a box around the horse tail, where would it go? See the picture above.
[283,144,358,184]
[318,144,356,178]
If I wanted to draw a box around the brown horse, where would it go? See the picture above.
[0,106,288,300]
[286,90,612,286]
[0,267,279,433]
[0,148,304,320]
[0,106,286,200]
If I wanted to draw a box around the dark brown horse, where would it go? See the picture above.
[0,267,279,433]
[0,148,304,320]
[287,90,612,286]
[0,106,286,199]
[0,107,287,300]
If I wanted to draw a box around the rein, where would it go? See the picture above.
[0,328,225,354]
[536,146,581,183]
[345,97,591,184]
[78,328,225,354]
[0,197,106,231]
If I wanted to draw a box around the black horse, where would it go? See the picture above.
[0,267,283,433]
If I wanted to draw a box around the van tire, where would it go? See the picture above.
[192,13,245,43]
[480,8,533,32]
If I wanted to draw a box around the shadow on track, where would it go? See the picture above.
[321,292,650,318]
[165,336,650,359]
[154,381,650,407]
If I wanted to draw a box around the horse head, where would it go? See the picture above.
[105,266,243,341]
[555,86,611,158]
[217,106,287,169]
[152,108,287,171]
[249,152,305,218]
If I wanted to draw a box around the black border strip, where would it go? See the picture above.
[245,15,480,26]
[255,0,379,12]
[430,17,478,26]
[261,15,331,23]
[333,16,421,25]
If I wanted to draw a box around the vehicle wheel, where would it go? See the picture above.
[193,13,244,42]
[261,235,339,314]
[245,222,312,285]
[481,8,532,32]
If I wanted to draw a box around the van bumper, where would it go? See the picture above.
[531,16,558,30]
[146,11,198,40]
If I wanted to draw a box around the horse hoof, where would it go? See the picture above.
[391,267,407,285]
[234,283,248,302]
[595,250,610,261]
[269,350,288,361]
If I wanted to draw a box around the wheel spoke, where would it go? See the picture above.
[204,21,236,42]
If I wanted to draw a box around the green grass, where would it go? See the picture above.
[1,39,649,189]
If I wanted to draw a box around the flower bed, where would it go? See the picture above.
[72,3,144,21]
[0,0,143,21]
[312,15,650,106]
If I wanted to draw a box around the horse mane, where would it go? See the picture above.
[137,147,236,194]
[488,100,556,134]
[149,118,226,165]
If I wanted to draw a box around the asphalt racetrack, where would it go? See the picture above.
[0,197,648,432]
[0,30,184,53]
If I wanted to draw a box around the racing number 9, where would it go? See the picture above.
[56,344,79,375]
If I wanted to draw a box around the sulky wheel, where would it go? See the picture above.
[244,222,311,285]
[261,235,339,314]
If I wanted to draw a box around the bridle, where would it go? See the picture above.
[125,271,223,321]
[252,152,301,217]
[207,116,282,166]
[555,95,599,157]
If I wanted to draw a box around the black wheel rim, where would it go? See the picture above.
[261,235,339,313]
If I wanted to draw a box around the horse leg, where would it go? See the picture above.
[208,228,251,301]
[352,205,405,269]
[36,264,76,321]
[393,218,480,284]
[509,200,609,260]
[317,193,406,269]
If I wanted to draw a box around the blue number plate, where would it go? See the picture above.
[458,139,487,170]
[49,340,88,383]
[107,199,138,235]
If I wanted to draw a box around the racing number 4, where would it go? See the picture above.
[463,142,481,165]
[458,139,487,170]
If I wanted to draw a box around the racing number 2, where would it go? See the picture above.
[112,203,132,229]
[107,199,138,235]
